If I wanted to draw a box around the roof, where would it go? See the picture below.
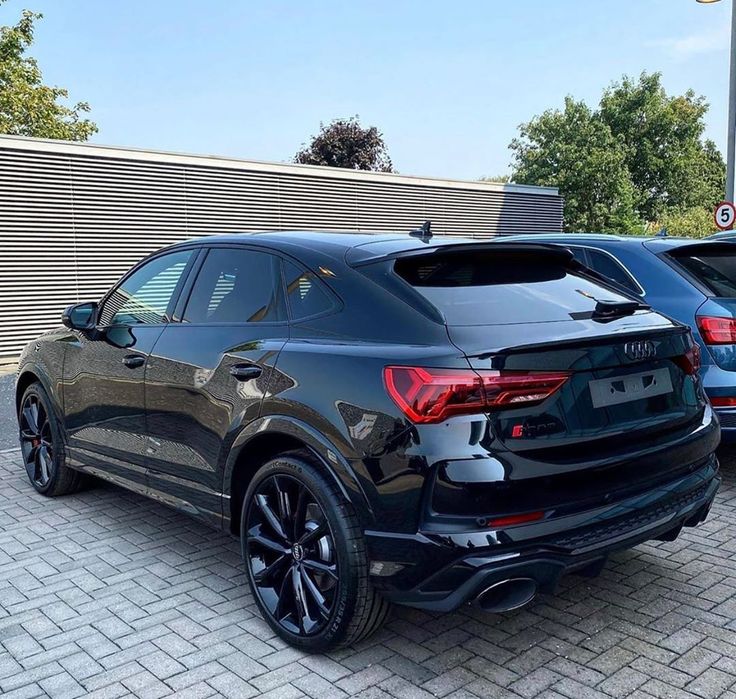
[0,134,559,197]
[170,231,575,268]
[503,232,653,244]
[503,232,731,249]
[173,230,479,260]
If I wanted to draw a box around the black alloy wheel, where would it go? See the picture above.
[17,382,84,497]
[241,453,391,650]
[245,473,338,637]
[19,393,55,489]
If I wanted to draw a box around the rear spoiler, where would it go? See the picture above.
[346,242,575,267]
[349,239,647,305]
[652,241,736,258]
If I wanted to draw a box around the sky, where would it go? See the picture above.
[5,0,734,180]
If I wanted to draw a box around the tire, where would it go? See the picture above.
[18,382,84,497]
[241,451,391,651]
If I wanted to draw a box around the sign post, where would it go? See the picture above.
[714,201,736,230]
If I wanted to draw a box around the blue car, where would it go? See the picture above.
[506,233,736,441]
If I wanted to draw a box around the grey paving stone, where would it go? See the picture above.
[0,445,733,699]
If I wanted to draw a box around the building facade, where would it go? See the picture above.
[0,136,562,359]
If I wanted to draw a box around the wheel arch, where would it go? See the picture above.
[15,364,63,424]
[15,370,41,413]
[224,415,373,537]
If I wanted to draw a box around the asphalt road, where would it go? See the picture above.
[0,367,15,450]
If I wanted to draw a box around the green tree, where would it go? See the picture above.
[599,72,724,221]
[510,73,725,235]
[0,0,97,140]
[653,207,715,239]
[294,116,393,172]
[510,97,641,232]
[478,174,510,183]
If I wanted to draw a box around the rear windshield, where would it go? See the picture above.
[670,249,736,297]
[394,250,634,325]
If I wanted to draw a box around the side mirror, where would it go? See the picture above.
[62,302,98,330]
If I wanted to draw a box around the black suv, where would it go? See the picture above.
[16,232,720,650]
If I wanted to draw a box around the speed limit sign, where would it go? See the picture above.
[714,201,736,230]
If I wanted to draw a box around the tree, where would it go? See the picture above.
[510,97,641,233]
[0,0,97,140]
[652,207,715,239]
[294,116,393,172]
[599,73,724,221]
[510,72,725,235]
[478,174,510,183]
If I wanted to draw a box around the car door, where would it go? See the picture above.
[63,248,196,492]
[143,245,289,526]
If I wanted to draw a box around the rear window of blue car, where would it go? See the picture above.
[394,249,635,325]
[669,249,736,297]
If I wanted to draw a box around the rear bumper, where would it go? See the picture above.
[701,366,736,440]
[714,408,736,442]
[366,455,720,611]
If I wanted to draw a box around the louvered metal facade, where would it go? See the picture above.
[0,135,562,360]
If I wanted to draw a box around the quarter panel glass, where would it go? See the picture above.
[282,259,336,319]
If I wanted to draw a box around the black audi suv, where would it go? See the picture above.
[16,232,720,650]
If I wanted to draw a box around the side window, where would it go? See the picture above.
[99,250,193,326]
[183,248,285,323]
[283,260,335,320]
[586,249,641,295]
[567,247,589,265]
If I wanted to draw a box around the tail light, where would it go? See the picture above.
[711,396,736,407]
[674,343,701,376]
[697,316,736,345]
[383,366,570,424]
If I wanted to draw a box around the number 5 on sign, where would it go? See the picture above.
[714,201,736,230]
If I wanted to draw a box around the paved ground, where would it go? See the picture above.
[0,443,734,699]
[1,372,736,698]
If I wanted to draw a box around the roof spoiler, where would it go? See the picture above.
[347,241,575,267]
[663,241,736,257]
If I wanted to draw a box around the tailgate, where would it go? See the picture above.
[393,244,703,449]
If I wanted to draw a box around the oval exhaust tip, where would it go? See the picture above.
[474,578,537,613]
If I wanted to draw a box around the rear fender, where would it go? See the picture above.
[695,298,736,371]
[223,414,375,525]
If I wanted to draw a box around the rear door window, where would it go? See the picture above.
[183,248,285,323]
[566,246,589,265]
[585,249,642,295]
[393,249,634,325]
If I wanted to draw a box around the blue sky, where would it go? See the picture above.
[6,0,734,179]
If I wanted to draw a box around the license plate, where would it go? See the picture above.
[589,368,673,408]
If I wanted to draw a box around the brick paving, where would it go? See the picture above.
[0,445,735,699]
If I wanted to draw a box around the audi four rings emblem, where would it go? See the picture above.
[624,340,656,361]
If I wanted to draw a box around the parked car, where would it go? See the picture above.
[16,232,720,650]
[505,234,736,442]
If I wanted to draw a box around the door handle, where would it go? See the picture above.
[122,354,145,369]
[230,364,262,381]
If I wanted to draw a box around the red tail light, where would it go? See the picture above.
[674,344,701,376]
[383,366,570,424]
[710,396,736,407]
[697,316,736,345]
